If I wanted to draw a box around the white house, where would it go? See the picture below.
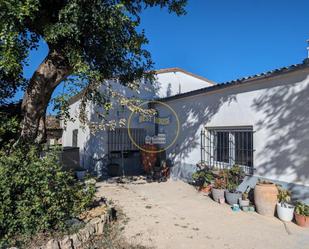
[62,56,309,202]
[154,60,309,202]
[62,68,214,174]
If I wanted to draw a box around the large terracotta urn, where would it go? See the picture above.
[140,144,158,173]
[254,182,278,217]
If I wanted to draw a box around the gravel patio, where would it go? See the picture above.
[97,179,309,249]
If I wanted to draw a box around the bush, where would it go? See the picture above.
[0,147,95,246]
[0,113,20,149]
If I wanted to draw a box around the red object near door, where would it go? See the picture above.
[141,144,157,173]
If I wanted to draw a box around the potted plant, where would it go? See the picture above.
[192,168,215,194]
[294,202,309,227]
[239,192,250,208]
[225,165,245,205]
[276,187,294,222]
[254,180,278,217]
[75,166,87,180]
[211,170,227,202]
[200,183,212,194]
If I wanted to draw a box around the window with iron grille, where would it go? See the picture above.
[108,128,145,153]
[201,126,254,174]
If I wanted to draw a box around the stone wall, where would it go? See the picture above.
[10,206,114,249]
[47,208,113,249]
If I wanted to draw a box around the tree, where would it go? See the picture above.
[0,0,186,143]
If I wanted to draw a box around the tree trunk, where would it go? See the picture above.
[20,50,71,143]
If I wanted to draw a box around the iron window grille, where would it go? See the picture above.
[107,128,145,153]
[201,126,254,175]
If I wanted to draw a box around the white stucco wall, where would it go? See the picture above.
[62,69,214,166]
[155,68,309,186]
[61,100,91,167]
[155,71,214,98]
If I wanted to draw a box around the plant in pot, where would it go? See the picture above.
[254,179,279,217]
[239,192,250,208]
[192,168,215,194]
[225,165,245,205]
[211,170,227,203]
[294,202,309,227]
[276,187,295,222]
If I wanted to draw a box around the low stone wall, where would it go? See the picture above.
[10,206,114,249]
[45,208,113,249]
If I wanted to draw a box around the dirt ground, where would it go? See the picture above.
[97,178,309,249]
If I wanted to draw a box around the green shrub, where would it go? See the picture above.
[0,147,95,246]
[0,113,20,149]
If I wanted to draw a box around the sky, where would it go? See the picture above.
[21,0,309,112]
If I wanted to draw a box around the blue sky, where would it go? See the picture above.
[22,0,309,112]
[140,0,309,82]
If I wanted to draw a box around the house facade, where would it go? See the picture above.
[154,61,309,202]
[62,60,309,202]
[61,68,214,173]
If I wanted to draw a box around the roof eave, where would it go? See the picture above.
[157,62,309,103]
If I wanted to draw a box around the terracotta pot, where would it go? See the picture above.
[199,185,212,194]
[295,213,309,227]
[254,182,278,217]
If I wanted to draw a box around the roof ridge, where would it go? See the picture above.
[155,67,216,85]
